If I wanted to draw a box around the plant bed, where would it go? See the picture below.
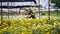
[0,18,60,34]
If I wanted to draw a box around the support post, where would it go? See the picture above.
[39,0,40,18]
[8,2,9,19]
[1,1,3,24]
[48,0,50,20]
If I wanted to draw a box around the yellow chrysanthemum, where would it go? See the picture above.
[0,20,1,24]
[46,32,50,34]
[22,32,25,34]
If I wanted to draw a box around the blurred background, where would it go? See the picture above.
[0,0,60,19]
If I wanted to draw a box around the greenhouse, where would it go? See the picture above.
[0,0,60,34]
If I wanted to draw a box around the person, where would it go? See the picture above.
[28,7,34,15]
[28,7,36,18]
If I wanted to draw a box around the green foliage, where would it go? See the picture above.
[41,12,46,15]
[51,0,60,8]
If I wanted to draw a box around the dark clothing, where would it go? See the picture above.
[29,12,36,18]
[28,10,33,15]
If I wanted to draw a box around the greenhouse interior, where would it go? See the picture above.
[0,0,60,34]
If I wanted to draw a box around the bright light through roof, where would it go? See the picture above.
[0,0,50,8]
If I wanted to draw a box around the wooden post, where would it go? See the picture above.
[39,0,40,18]
[13,0,16,17]
[7,2,9,19]
[21,0,24,15]
[1,1,3,24]
[19,8,20,15]
[55,7,58,17]
[11,2,13,18]
[48,0,50,20]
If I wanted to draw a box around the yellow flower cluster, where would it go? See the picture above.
[0,18,60,34]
